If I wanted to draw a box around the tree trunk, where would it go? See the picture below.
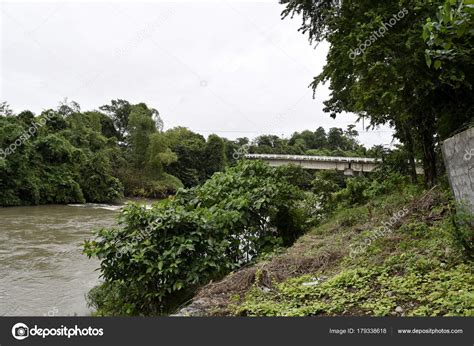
[420,129,437,187]
[403,126,418,184]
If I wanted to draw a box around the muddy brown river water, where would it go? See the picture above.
[0,203,125,316]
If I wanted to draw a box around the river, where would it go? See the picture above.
[0,202,143,316]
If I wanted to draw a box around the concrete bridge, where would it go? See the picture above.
[245,154,423,175]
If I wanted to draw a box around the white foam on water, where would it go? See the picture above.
[67,203,122,211]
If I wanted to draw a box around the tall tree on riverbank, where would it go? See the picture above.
[280,0,473,185]
[99,99,132,141]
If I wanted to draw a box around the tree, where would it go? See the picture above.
[0,101,13,117]
[423,0,474,137]
[423,0,473,81]
[57,98,81,117]
[280,0,472,185]
[313,126,328,148]
[79,151,123,202]
[127,105,157,167]
[99,99,132,141]
[86,111,120,139]
[252,135,290,154]
[17,110,35,124]
[291,130,314,149]
[165,127,207,187]
[135,102,164,132]
[146,132,177,179]
[327,128,346,150]
[204,134,226,177]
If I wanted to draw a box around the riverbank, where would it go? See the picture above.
[175,187,473,316]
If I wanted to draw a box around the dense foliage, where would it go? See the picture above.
[84,161,313,315]
[83,153,446,316]
[239,125,369,158]
[2,0,472,320]
[206,175,474,316]
[0,99,242,205]
[236,264,473,316]
[0,108,123,205]
[0,99,370,206]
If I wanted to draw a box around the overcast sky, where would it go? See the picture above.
[1,0,394,147]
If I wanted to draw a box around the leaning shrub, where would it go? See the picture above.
[84,160,308,315]
[85,203,232,315]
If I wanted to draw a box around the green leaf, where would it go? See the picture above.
[425,53,432,68]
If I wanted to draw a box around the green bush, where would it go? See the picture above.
[363,173,410,199]
[333,176,370,206]
[297,192,324,228]
[85,203,231,315]
[310,170,342,214]
[84,161,308,315]
[194,161,307,252]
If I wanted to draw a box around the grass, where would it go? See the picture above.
[182,185,474,316]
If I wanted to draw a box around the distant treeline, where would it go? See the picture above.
[0,99,383,206]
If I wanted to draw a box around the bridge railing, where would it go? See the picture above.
[244,153,379,164]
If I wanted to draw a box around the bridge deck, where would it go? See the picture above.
[244,153,424,175]
[244,154,378,163]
